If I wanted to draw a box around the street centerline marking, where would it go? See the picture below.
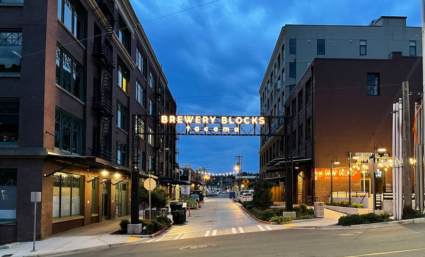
[204,230,211,237]
[257,225,265,231]
[232,228,237,234]
[238,227,244,233]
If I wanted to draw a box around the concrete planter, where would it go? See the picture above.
[325,205,369,215]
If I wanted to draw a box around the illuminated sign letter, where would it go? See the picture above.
[228,117,235,124]
[184,116,194,123]
[203,127,209,132]
[161,115,168,123]
[202,116,209,124]
[186,125,191,131]
[259,117,266,125]
[221,117,228,124]
[235,117,243,125]
[251,117,258,124]
[169,115,176,123]
[244,117,250,125]
[223,127,230,132]
[234,127,239,132]
[195,126,200,132]
[195,116,201,124]
[210,116,217,123]
[213,127,218,132]
[177,116,183,123]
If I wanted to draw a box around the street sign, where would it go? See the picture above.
[144,178,156,191]
[242,178,249,185]
[233,185,238,190]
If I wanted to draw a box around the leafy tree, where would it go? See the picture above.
[252,179,273,210]
[138,179,168,210]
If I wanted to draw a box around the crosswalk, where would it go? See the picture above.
[141,224,287,243]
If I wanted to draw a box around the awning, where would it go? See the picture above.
[266,156,311,167]
[159,177,190,185]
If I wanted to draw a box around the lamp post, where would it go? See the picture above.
[373,145,386,213]
[330,159,340,204]
[348,153,360,206]
[234,164,240,190]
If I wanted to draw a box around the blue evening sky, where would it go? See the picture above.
[129,0,421,175]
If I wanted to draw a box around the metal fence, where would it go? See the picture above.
[0,222,17,245]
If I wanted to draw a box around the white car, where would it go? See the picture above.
[237,190,251,202]
[240,193,253,202]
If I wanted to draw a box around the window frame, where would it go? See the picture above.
[54,108,82,154]
[57,0,86,43]
[289,38,296,54]
[56,45,84,100]
[136,81,146,108]
[117,16,131,54]
[367,73,380,96]
[289,62,296,79]
[136,48,147,78]
[360,40,367,55]
[116,101,128,131]
[0,98,19,145]
[53,173,82,218]
[410,41,416,56]
[0,31,22,76]
[117,58,129,93]
[317,39,325,55]
[116,142,128,167]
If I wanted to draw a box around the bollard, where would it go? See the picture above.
[188,205,191,217]
[197,202,199,210]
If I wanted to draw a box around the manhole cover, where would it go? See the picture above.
[180,244,216,251]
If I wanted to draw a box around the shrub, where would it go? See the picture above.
[270,216,292,224]
[252,179,273,210]
[351,203,358,208]
[119,219,130,232]
[260,209,277,221]
[340,200,350,207]
[157,216,172,227]
[358,204,364,209]
[299,204,308,214]
[146,222,154,234]
[139,219,146,226]
[413,209,425,218]
[338,213,391,226]
[152,220,166,232]
[325,201,331,205]
[332,201,340,206]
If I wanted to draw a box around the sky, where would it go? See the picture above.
[129,0,422,175]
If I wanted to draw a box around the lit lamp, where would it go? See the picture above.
[330,159,340,204]
[373,145,386,213]
[348,153,360,206]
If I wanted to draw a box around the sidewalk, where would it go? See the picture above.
[1,201,422,257]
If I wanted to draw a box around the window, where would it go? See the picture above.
[56,46,84,100]
[0,98,19,144]
[117,59,129,93]
[0,169,17,221]
[410,41,416,56]
[360,40,367,55]
[117,17,131,54]
[148,155,155,173]
[291,99,296,117]
[57,0,85,43]
[149,72,155,89]
[367,73,380,96]
[298,90,303,111]
[289,62,296,79]
[136,81,146,108]
[298,125,303,146]
[55,108,82,154]
[306,118,312,141]
[0,31,22,75]
[305,79,312,104]
[139,151,146,171]
[317,39,325,55]
[148,127,154,146]
[0,0,24,4]
[53,173,82,218]
[91,177,98,214]
[289,39,296,54]
[116,142,128,166]
[149,99,155,116]
[138,116,145,140]
[117,101,128,131]
[136,48,147,77]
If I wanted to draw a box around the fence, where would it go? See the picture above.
[0,222,17,244]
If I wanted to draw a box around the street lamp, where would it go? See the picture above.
[373,145,386,213]
[348,153,360,206]
[330,159,340,204]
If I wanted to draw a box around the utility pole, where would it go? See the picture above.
[402,81,412,219]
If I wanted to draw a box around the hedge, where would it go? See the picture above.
[338,213,391,226]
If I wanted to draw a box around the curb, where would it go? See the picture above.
[239,205,271,224]
[152,224,171,237]
[0,242,19,250]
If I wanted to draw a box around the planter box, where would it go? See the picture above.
[325,205,370,215]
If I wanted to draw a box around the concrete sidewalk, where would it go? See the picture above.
[0,200,421,257]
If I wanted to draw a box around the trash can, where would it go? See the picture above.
[170,202,183,211]
[170,202,186,224]
[229,191,236,199]
[314,202,324,218]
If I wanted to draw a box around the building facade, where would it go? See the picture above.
[0,0,178,242]
[259,16,422,204]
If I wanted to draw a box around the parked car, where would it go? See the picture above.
[240,193,253,202]
[237,190,251,202]
[215,189,221,195]
[207,190,218,196]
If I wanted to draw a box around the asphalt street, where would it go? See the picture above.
[60,222,425,257]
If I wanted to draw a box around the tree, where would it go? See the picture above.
[138,179,168,210]
[252,179,273,210]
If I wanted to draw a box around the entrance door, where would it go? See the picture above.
[362,179,371,194]
[102,180,108,219]
[115,182,128,217]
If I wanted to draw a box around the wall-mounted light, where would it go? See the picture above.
[101,170,109,177]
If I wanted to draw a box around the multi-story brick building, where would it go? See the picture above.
[259,16,422,204]
[0,0,178,242]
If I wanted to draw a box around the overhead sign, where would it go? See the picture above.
[159,115,271,136]
[144,178,156,191]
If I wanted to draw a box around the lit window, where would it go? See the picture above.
[149,72,155,89]
[148,155,155,172]
[136,48,146,77]
[0,31,22,75]
[117,101,128,131]
[117,59,129,93]
[148,127,154,146]
[116,142,128,166]
[53,173,82,218]
[149,100,155,116]
[136,81,146,108]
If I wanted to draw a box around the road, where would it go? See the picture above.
[58,195,425,257]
